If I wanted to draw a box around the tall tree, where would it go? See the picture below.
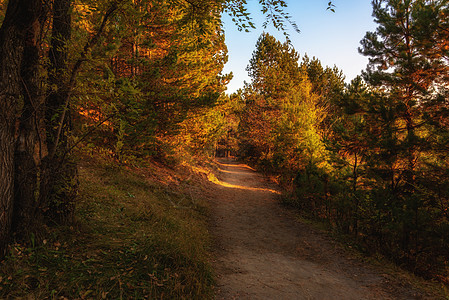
[0,0,43,256]
[360,0,449,190]
[358,0,449,267]
[300,55,345,134]
[240,33,327,173]
[239,33,303,165]
[39,0,76,224]
[12,0,45,238]
[0,0,119,254]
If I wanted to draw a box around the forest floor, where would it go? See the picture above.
[209,158,444,299]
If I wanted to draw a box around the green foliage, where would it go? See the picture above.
[286,0,449,281]
[224,0,300,38]
[72,0,231,162]
[300,55,345,131]
[167,94,233,162]
[357,0,449,276]
[246,33,302,98]
[239,33,331,176]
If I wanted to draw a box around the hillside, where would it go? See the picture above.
[0,153,216,298]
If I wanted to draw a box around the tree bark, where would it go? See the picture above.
[0,0,42,257]
[39,0,118,223]
[39,0,76,224]
[12,0,44,239]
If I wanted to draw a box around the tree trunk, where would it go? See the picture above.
[0,0,42,257]
[39,0,77,224]
[39,0,117,223]
[12,0,44,239]
[353,152,359,236]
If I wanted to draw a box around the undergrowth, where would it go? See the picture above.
[0,153,213,299]
[281,196,448,299]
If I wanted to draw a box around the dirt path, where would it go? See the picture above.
[209,158,437,300]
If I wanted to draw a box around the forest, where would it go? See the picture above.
[0,0,448,298]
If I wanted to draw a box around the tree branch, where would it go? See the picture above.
[50,1,119,158]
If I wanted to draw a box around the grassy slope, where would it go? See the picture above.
[0,154,215,299]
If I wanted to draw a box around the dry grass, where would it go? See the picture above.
[0,153,214,299]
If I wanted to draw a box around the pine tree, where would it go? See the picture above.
[358,0,449,272]
[360,0,449,185]
[239,33,327,174]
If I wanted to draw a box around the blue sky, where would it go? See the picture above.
[222,0,378,93]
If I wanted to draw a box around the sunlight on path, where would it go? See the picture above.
[216,162,257,171]
[211,179,281,195]
[212,159,280,194]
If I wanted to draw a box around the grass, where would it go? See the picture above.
[0,153,214,299]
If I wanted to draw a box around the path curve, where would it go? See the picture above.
[209,158,432,300]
